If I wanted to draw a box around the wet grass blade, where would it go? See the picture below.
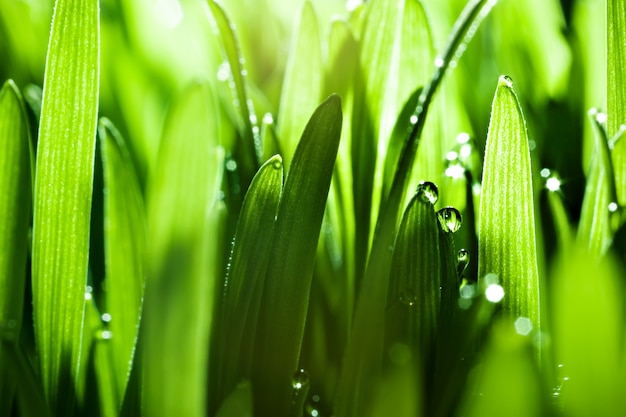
[608,0,626,207]
[0,80,32,415]
[252,95,342,416]
[214,155,283,410]
[31,0,99,413]
[142,81,223,417]
[99,118,146,408]
[550,245,626,416]
[276,1,322,166]
[477,76,540,350]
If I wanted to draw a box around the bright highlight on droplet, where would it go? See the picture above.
[485,284,504,303]
[155,0,184,29]
[540,168,551,178]
[609,202,619,212]
[446,151,458,161]
[457,132,471,144]
[445,164,465,179]
[263,113,274,125]
[514,317,533,336]
[546,176,561,192]
[434,56,445,68]
[101,313,112,323]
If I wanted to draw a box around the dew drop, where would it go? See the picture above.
[217,61,232,82]
[97,330,113,340]
[546,176,561,192]
[292,369,309,390]
[456,132,471,144]
[540,168,551,178]
[457,249,470,277]
[434,56,444,68]
[608,201,619,213]
[225,159,238,172]
[437,207,462,233]
[399,288,417,306]
[263,112,274,125]
[514,317,533,336]
[101,313,112,323]
[500,75,514,88]
[416,181,439,205]
[272,157,283,171]
[485,283,504,303]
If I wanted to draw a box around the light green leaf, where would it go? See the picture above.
[99,118,146,408]
[0,79,32,415]
[214,154,283,410]
[252,95,342,416]
[550,245,626,416]
[142,81,223,417]
[608,0,626,206]
[215,381,253,417]
[31,0,99,413]
[206,0,261,170]
[276,1,322,167]
[477,76,540,348]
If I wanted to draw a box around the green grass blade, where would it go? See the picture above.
[99,118,146,408]
[214,154,283,410]
[206,0,261,170]
[477,76,540,350]
[31,0,99,413]
[142,81,223,417]
[550,245,626,416]
[276,1,322,167]
[252,95,342,416]
[608,0,626,207]
[0,79,32,415]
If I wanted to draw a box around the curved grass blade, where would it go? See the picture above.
[0,80,32,415]
[477,76,540,350]
[214,155,283,410]
[99,118,146,408]
[550,245,626,416]
[252,95,342,416]
[335,2,498,415]
[142,81,223,417]
[276,1,322,167]
[205,0,261,170]
[31,0,99,413]
[608,0,626,207]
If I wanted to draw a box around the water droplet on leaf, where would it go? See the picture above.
[292,369,309,390]
[399,288,417,306]
[416,181,439,205]
[437,207,462,233]
[457,249,470,277]
[500,75,514,87]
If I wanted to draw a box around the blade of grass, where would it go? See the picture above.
[335,2,498,415]
[142,81,223,417]
[213,154,283,411]
[608,0,626,207]
[276,1,322,167]
[477,76,540,352]
[252,95,342,416]
[0,80,32,415]
[31,0,99,413]
[99,118,146,409]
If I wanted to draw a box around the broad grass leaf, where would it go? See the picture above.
[31,0,99,413]
[608,0,626,206]
[142,81,223,417]
[252,95,342,416]
[213,154,283,410]
[550,245,626,416]
[276,1,322,167]
[477,76,540,349]
[99,118,146,408]
[0,80,32,415]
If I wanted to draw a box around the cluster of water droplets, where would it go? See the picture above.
[444,132,480,181]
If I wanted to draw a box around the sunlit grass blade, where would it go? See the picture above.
[206,0,261,171]
[31,0,99,413]
[549,245,626,416]
[99,118,146,408]
[455,320,541,417]
[336,3,497,415]
[276,1,322,167]
[477,76,540,350]
[143,81,223,416]
[0,79,32,415]
[213,154,283,411]
[252,95,342,416]
[608,0,626,207]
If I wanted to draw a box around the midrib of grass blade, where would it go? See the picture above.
[276,1,322,167]
[206,0,261,172]
[335,2,497,415]
[99,118,146,408]
[213,155,283,412]
[142,81,223,417]
[0,80,32,415]
[608,0,626,207]
[31,0,99,413]
[252,95,342,416]
[477,76,540,350]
